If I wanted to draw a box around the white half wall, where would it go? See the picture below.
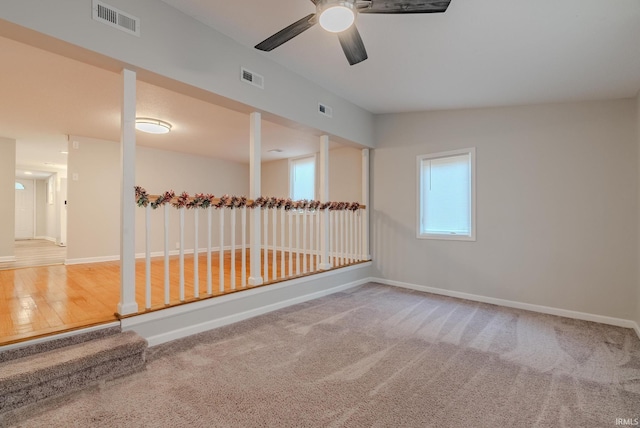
[122,262,372,346]
[0,138,16,261]
[372,99,638,322]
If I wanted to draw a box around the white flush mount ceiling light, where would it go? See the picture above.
[135,118,172,134]
[319,1,355,33]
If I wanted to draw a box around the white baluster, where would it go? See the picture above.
[219,208,224,293]
[179,207,185,302]
[295,209,301,275]
[241,206,247,288]
[145,204,151,310]
[302,208,307,273]
[288,209,293,277]
[207,207,212,295]
[272,206,277,279]
[309,209,315,272]
[164,204,170,305]
[263,208,269,282]
[280,208,285,279]
[194,208,199,298]
[231,207,236,290]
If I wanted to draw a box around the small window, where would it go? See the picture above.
[417,148,476,241]
[290,155,316,201]
[15,182,25,190]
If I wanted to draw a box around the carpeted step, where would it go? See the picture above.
[0,331,147,414]
[0,325,122,364]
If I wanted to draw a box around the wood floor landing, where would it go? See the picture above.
[0,239,67,271]
[0,251,361,347]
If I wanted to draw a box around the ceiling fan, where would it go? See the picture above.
[255,0,452,66]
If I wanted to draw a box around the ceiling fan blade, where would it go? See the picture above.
[255,14,317,51]
[358,0,451,14]
[337,25,368,66]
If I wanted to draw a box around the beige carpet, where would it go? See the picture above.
[3,283,639,427]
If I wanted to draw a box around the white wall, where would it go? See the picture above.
[262,147,363,202]
[0,138,16,260]
[373,99,638,321]
[66,135,250,262]
[0,0,374,148]
[35,179,47,238]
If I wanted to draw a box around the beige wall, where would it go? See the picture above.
[0,137,16,260]
[373,99,638,321]
[66,136,250,261]
[637,91,640,327]
[262,147,363,202]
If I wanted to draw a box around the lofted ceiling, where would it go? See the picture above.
[0,35,337,175]
[3,0,640,177]
[162,0,640,114]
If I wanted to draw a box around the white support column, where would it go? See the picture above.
[362,148,371,260]
[118,68,138,315]
[248,112,263,286]
[318,135,332,270]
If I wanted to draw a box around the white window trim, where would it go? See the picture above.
[289,153,317,201]
[416,147,476,241]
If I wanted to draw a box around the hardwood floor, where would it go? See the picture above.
[0,251,360,346]
[0,239,67,270]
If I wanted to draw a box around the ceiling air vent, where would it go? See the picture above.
[240,67,264,89]
[318,103,333,118]
[92,0,140,37]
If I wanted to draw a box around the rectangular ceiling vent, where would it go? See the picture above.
[240,67,264,89]
[318,103,333,118]
[92,0,140,37]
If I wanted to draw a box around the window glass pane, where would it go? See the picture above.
[15,182,25,190]
[291,156,315,200]
[420,153,471,235]
[423,154,470,233]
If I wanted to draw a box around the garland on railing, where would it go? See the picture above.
[134,186,363,211]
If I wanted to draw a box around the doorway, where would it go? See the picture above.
[14,178,34,239]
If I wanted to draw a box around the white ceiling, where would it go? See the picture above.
[0,35,336,175]
[162,0,640,114]
[3,0,640,176]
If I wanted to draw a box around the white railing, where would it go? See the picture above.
[134,188,367,311]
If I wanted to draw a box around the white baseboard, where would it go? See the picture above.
[34,236,57,243]
[65,246,365,266]
[65,246,234,265]
[0,256,16,263]
[372,277,640,338]
[123,262,372,347]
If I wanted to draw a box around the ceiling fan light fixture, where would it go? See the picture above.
[135,118,172,134]
[319,1,355,33]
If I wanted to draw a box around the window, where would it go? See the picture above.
[15,182,25,190]
[417,148,475,241]
[290,155,316,200]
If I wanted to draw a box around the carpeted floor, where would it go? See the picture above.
[3,282,639,427]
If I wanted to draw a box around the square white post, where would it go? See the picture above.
[318,135,332,270]
[362,149,371,260]
[248,112,263,286]
[118,68,138,315]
